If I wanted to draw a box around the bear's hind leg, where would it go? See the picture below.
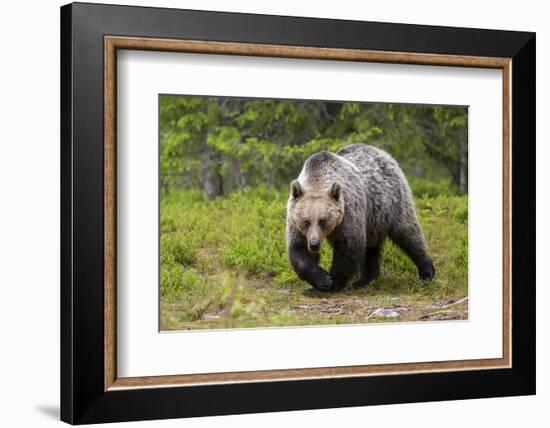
[289,243,334,292]
[353,244,382,288]
[389,226,435,280]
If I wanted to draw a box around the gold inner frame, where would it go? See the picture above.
[104,35,512,391]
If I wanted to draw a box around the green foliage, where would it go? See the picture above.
[409,178,458,198]
[160,189,468,330]
[159,96,468,197]
[160,265,208,301]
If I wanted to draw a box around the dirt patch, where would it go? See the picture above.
[292,302,348,314]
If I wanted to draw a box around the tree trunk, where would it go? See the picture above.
[414,160,423,177]
[268,162,276,192]
[200,148,223,200]
[458,135,468,194]
[232,160,246,190]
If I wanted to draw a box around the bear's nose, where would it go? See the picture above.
[309,240,321,253]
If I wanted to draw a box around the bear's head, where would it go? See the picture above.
[289,180,345,254]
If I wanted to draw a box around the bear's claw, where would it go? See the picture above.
[312,275,334,292]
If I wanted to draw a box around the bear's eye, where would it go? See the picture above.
[304,220,311,228]
[319,219,326,228]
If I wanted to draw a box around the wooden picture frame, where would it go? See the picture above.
[61,2,535,424]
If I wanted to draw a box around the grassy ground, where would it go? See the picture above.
[160,187,468,331]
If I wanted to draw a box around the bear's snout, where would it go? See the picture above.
[308,239,321,253]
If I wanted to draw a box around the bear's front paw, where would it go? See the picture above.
[419,261,435,281]
[311,274,334,292]
[327,280,348,292]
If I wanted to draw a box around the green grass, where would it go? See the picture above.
[160,188,468,330]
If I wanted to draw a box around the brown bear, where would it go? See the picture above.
[286,143,435,292]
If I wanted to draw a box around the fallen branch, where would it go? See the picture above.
[441,297,468,309]
[420,309,466,321]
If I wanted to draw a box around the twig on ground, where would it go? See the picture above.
[441,296,468,309]
[420,309,466,321]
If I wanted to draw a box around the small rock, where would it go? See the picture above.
[202,313,221,320]
[369,308,400,319]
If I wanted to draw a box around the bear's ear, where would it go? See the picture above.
[291,180,303,198]
[329,182,341,201]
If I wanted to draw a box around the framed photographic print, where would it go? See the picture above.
[60,2,535,424]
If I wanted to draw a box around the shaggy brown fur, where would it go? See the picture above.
[286,143,435,292]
